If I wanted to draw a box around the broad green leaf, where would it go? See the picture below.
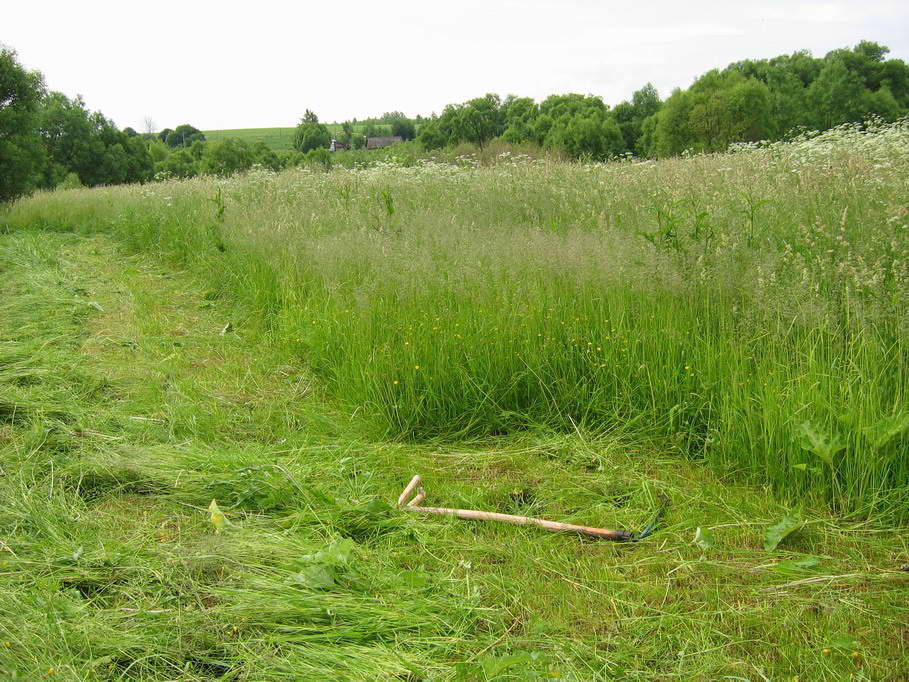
[792,463,821,474]
[296,563,337,589]
[798,421,845,469]
[863,413,909,449]
[771,555,820,574]
[324,538,356,564]
[296,539,358,589]
[694,526,714,550]
[764,513,803,551]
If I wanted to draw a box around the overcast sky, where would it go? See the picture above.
[6,1,909,132]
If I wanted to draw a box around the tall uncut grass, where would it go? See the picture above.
[5,119,909,521]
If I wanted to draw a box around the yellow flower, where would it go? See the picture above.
[414,365,420,370]
[393,380,399,385]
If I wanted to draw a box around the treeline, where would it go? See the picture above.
[1,48,158,202]
[418,40,909,159]
[3,40,908,203]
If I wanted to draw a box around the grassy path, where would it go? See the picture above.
[1,230,907,680]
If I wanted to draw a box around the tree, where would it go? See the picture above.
[501,96,538,144]
[156,149,198,179]
[147,139,170,164]
[188,139,206,160]
[293,110,331,152]
[38,92,103,187]
[636,114,658,157]
[164,123,205,148]
[806,59,865,129]
[454,94,504,148]
[613,83,661,153]
[200,138,254,176]
[547,115,624,160]
[650,88,695,157]
[305,147,332,170]
[416,118,447,150]
[251,141,281,171]
[0,46,46,203]
[37,92,152,187]
[688,76,772,151]
[389,116,416,140]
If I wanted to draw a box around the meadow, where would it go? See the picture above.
[2,120,909,679]
[9,119,909,521]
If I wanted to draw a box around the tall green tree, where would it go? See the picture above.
[806,59,865,129]
[389,116,416,140]
[0,47,45,203]
[416,117,447,150]
[201,138,254,176]
[501,96,538,144]
[164,124,205,148]
[688,74,772,151]
[293,110,331,152]
[612,83,661,153]
[37,92,152,187]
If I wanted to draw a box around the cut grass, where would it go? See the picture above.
[1,230,907,679]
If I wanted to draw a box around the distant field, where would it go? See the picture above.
[203,123,395,153]
[202,127,297,153]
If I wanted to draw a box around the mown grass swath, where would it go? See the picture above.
[5,119,909,522]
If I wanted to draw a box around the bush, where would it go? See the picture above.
[200,138,254,177]
[305,147,332,170]
[56,172,83,190]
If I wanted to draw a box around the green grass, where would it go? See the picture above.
[0,229,907,680]
[5,119,909,522]
[202,123,394,153]
[201,128,297,153]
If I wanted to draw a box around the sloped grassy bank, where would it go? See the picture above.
[4,120,909,521]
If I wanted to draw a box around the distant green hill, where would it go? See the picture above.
[202,127,297,153]
[204,123,397,153]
